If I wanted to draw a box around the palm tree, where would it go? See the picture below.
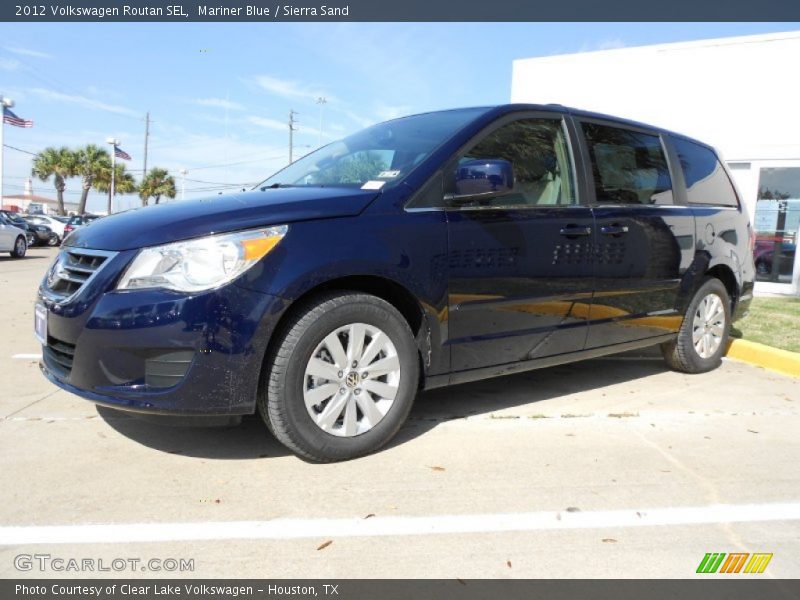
[94,162,137,209]
[139,167,176,206]
[74,144,111,214]
[30,147,75,215]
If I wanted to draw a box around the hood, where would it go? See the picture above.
[66,187,380,251]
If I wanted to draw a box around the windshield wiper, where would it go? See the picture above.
[260,183,294,191]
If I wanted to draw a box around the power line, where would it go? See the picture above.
[3,143,37,156]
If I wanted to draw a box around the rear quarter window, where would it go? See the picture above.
[581,122,674,205]
[673,138,739,207]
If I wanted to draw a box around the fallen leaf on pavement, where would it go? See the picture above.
[317,540,333,551]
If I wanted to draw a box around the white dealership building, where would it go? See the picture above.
[512,31,800,295]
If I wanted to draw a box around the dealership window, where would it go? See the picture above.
[581,123,674,205]
[753,167,800,284]
[451,118,576,208]
[673,138,739,207]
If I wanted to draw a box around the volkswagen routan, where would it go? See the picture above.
[37,104,755,461]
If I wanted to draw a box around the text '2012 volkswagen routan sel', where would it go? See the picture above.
[37,104,755,461]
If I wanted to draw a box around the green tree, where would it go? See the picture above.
[94,162,137,207]
[73,144,111,215]
[139,168,177,206]
[30,147,76,215]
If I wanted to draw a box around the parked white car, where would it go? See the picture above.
[0,212,28,258]
[25,214,68,243]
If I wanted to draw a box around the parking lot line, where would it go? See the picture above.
[3,502,800,546]
[11,354,42,360]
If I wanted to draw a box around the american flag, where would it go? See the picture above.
[114,145,131,160]
[3,107,33,128]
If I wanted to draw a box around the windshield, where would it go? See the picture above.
[257,108,489,190]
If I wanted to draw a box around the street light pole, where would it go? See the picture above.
[0,96,14,206]
[316,97,327,148]
[106,137,119,215]
[288,110,298,164]
[179,169,187,200]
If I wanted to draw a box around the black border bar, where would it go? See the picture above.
[4,580,800,600]
[3,0,800,22]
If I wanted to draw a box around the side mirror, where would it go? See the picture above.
[447,158,514,204]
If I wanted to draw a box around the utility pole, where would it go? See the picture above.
[316,97,327,148]
[288,109,298,164]
[142,111,150,178]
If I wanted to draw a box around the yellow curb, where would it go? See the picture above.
[726,338,800,378]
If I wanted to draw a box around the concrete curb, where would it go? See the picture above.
[726,338,800,378]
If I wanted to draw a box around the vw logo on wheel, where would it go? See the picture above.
[345,371,360,388]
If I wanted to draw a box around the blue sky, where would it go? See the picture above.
[0,22,797,212]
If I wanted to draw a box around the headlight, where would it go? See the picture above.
[116,225,288,292]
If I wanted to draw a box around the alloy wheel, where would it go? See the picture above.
[692,293,726,359]
[303,322,401,437]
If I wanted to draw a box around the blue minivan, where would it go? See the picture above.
[37,104,755,461]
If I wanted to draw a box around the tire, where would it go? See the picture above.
[47,234,60,247]
[10,235,27,258]
[26,232,35,247]
[661,277,731,374]
[259,292,420,462]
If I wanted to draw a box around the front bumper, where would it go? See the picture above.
[39,273,287,416]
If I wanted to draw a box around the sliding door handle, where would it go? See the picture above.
[600,224,629,236]
[559,225,592,238]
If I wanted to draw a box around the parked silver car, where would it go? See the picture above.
[0,213,28,258]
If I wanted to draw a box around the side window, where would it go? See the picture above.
[673,138,739,207]
[582,122,674,205]
[451,118,576,208]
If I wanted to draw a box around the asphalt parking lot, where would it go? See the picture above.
[1,246,798,579]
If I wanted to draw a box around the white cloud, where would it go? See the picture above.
[581,38,627,52]
[0,57,21,71]
[247,116,287,131]
[374,104,412,122]
[251,74,331,103]
[30,88,140,118]
[4,46,52,59]
[195,97,245,111]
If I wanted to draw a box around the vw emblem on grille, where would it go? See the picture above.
[345,371,360,388]
[47,254,67,287]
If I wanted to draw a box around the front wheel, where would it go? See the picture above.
[259,292,420,462]
[47,234,60,247]
[10,235,27,258]
[661,278,731,373]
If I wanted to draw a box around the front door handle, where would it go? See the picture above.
[600,224,629,236]
[559,225,592,238]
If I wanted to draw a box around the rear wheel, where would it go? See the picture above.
[662,277,731,373]
[10,235,27,258]
[47,233,60,247]
[259,292,420,462]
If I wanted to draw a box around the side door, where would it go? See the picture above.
[0,214,15,251]
[445,113,596,372]
[573,118,696,347]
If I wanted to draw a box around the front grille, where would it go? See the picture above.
[42,248,117,303]
[44,337,76,378]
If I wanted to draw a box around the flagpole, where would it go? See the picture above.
[106,137,118,215]
[0,96,11,206]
